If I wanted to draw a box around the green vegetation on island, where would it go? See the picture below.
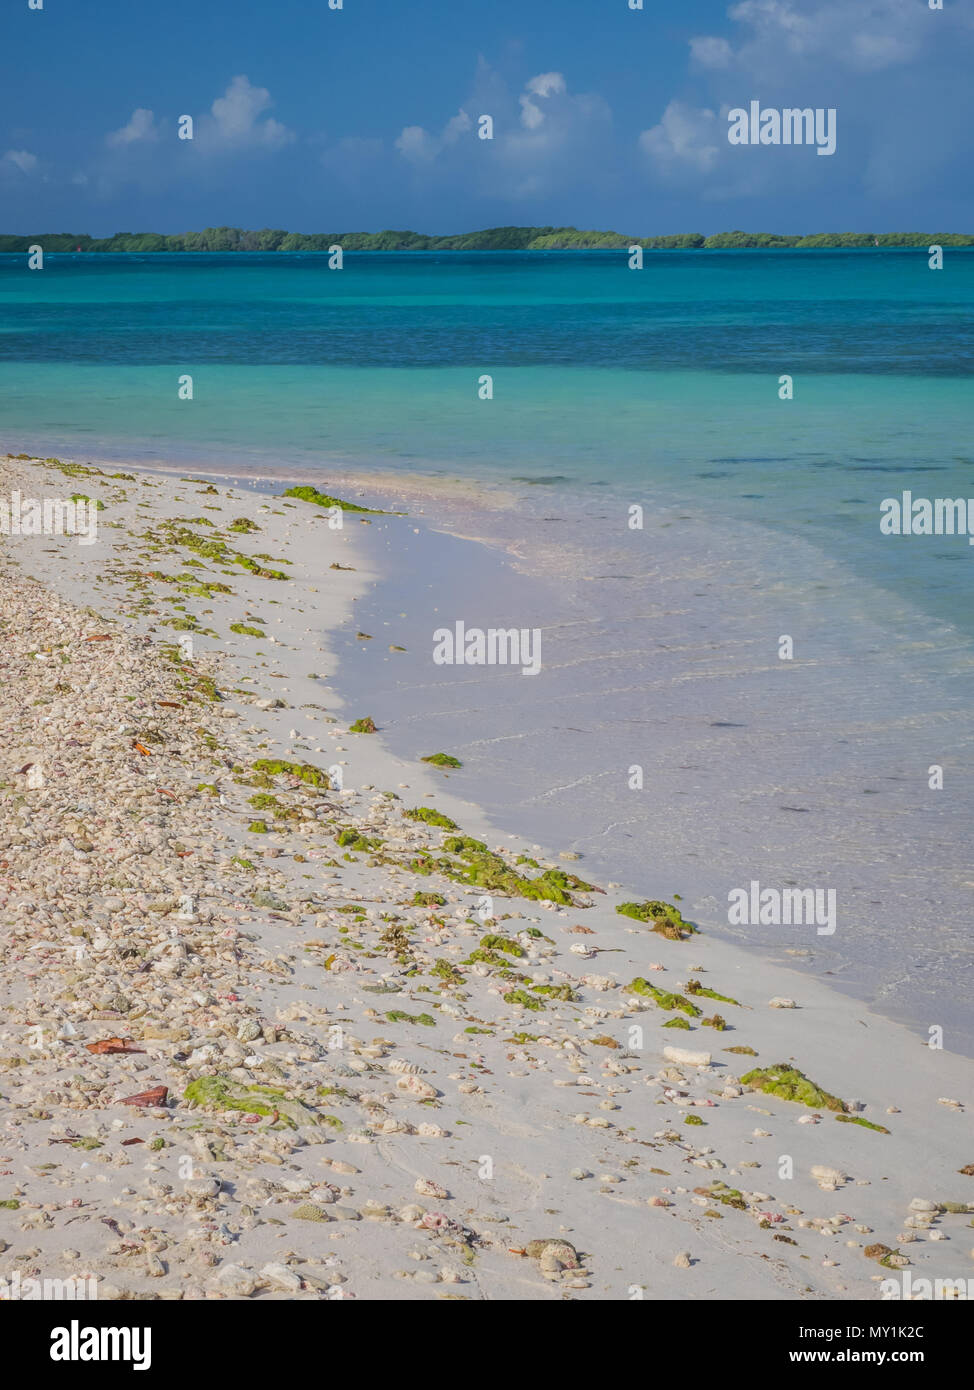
[3,226,972,253]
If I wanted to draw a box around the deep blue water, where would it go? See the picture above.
[1,248,972,370]
[1,248,972,638]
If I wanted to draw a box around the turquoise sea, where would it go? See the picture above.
[2,250,973,1046]
[1,248,973,632]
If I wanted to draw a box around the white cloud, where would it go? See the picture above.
[395,109,471,163]
[106,108,158,147]
[639,102,720,175]
[524,72,567,99]
[103,78,293,162]
[1,149,38,174]
[500,76,613,198]
[518,96,544,130]
[77,75,295,202]
[690,36,733,68]
[520,71,569,130]
[393,67,613,200]
[204,75,294,150]
[442,110,473,145]
[642,0,974,200]
[395,125,435,163]
[702,0,927,74]
[394,69,608,193]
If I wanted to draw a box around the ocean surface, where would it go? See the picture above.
[2,249,973,1048]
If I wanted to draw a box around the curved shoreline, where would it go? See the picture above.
[6,445,973,1054]
[1,449,972,1303]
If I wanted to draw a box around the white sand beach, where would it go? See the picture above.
[1,450,971,1302]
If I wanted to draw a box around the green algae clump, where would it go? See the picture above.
[443,835,488,854]
[179,579,233,599]
[157,523,287,579]
[183,1075,315,1129]
[336,827,382,852]
[281,485,382,513]
[535,983,578,1002]
[253,758,330,789]
[836,1114,890,1134]
[432,958,464,984]
[446,847,593,906]
[686,979,740,1006]
[349,716,377,733]
[401,833,596,907]
[616,900,697,939]
[740,1063,846,1112]
[479,933,526,958]
[625,979,701,1016]
[422,753,462,767]
[706,1183,747,1210]
[503,989,544,1011]
[465,948,506,967]
[404,807,458,830]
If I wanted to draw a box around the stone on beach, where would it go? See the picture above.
[663,1046,711,1067]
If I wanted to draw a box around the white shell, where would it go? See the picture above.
[388,1057,425,1075]
[811,1165,847,1187]
[396,1075,438,1099]
[415,1177,449,1199]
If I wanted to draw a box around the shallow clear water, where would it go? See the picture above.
[2,249,972,1046]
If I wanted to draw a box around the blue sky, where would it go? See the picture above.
[3,0,973,235]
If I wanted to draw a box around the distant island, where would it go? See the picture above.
[2,226,972,253]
